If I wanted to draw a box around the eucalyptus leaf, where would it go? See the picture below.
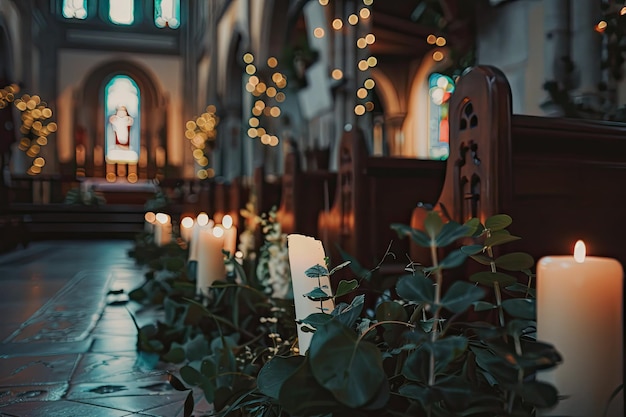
[472,301,497,312]
[435,221,471,247]
[438,248,469,270]
[329,260,351,276]
[300,312,334,328]
[162,342,186,363]
[485,231,521,248]
[461,244,484,255]
[334,279,359,298]
[305,264,329,278]
[440,281,485,313]
[485,214,512,231]
[278,356,341,415]
[470,253,492,266]
[391,223,432,248]
[186,334,210,361]
[404,336,468,381]
[309,320,389,408]
[376,301,408,322]
[332,294,365,328]
[304,287,332,301]
[463,217,484,237]
[502,298,536,320]
[424,210,444,240]
[257,355,304,400]
[180,365,202,386]
[518,380,559,407]
[495,252,535,271]
[470,271,517,287]
[398,383,434,406]
[396,273,435,305]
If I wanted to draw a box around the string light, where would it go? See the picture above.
[185,105,219,179]
[1,84,55,175]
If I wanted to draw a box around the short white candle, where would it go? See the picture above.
[180,216,194,242]
[221,214,238,255]
[196,225,226,297]
[144,211,156,233]
[287,234,335,355]
[154,212,172,246]
[537,240,623,417]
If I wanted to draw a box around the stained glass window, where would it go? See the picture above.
[428,73,455,160]
[109,0,134,25]
[62,0,88,19]
[105,75,140,164]
[155,0,181,29]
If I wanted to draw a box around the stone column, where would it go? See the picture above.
[542,0,571,116]
[570,0,602,110]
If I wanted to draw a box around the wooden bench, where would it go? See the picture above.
[411,65,626,268]
[7,203,146,240]
[319,129,446,270]
[277,141,336,238]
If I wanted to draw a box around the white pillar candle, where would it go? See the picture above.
[196,225,226,297]
[537,240,623,417]
[189,212,210,262]
[221,214,238,255]
[180,216,194,242]
[154,213,172,246]
[287,234,335,355]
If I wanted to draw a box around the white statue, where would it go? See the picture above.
[109,106,134,148]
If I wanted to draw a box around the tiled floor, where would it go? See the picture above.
[0,241,210,416]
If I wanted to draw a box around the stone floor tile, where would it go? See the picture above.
[0,399,130,416]
[0,383,68,405]
[72,391,188,414]
[71,353,170,384]
[0,340,92,358]
[0,355,79,386]
[92,317,138,337]
[66,378,178,401]
[90,335,138,354]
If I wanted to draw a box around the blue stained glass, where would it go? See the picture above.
[105,75,140,164]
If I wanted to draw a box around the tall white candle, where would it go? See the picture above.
[196,225,226,297]
[180,216,194,242]
[189,212,210,262]
[221,214,237,255]
[287,234,335,355]
[537,240,623,417]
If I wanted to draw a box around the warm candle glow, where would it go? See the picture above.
[156,212,169,225]
[144,212,156,223]
[197,212,209,226]
[181,216,194,229]
[574,240,586,263]
[222,215,233,229]
[213,225,224,238]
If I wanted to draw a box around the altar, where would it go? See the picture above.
[80,177,158,205]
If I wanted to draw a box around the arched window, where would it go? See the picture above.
[62,0,87,19]
[105,75,140,164]
[109,0,134,25]
[155,0,180,29]
[428,73,455,160]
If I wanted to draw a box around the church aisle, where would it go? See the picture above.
[0,241,194,417]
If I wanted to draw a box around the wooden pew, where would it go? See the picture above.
[411,65,626,268]
[320,129,446,270]
[277,141,336,238]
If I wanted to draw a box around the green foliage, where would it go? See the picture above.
[64,186,106,205]
[129,210,563,416]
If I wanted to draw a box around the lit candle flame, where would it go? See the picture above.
[222,214,233,229]
[213,225,224,238]
[197,212,209,227]
[574,240,586,263]
[155,212,169,225]
[144,211,156,223]
[181,216,194,229]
